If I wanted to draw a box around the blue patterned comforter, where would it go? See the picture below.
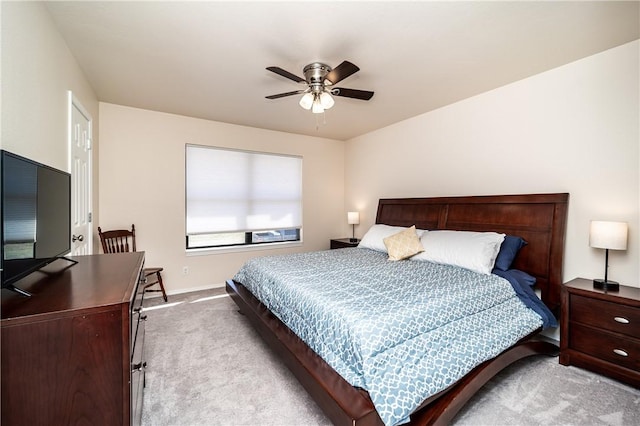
[233,248,544,426]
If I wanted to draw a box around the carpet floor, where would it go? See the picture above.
[141,288,640,426]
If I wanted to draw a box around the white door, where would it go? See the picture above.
[69,92,92,255]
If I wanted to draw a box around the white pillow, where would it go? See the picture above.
[412,230,505,275]
[358,224,426,253]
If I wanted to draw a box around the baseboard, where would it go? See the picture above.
[144,282,225,299]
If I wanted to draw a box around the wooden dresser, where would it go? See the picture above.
[1,252,147,425]
[560,277,640,388]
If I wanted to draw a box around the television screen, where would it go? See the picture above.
[1,150,71,292]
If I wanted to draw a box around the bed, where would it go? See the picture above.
[226,193,569,425]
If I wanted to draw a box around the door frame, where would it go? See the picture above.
[68,91,93,254]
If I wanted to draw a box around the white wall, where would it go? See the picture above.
[98,103,345,293]
[1,1,98,172]
[346,40,639,287]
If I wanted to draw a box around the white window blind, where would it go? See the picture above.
[186,145,302,237]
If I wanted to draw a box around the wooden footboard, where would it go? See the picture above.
[226,278,559,426]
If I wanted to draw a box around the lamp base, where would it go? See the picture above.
[593,279,619,291]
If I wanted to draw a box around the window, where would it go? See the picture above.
[185,145,302,250]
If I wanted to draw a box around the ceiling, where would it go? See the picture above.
[45,1,639,141]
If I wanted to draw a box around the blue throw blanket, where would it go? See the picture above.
[233,248,547,425]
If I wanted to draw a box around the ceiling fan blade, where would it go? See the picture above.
[325,61,360,85]
[265,90,306,100]
[332,88,374,101]
[266,66,305,83]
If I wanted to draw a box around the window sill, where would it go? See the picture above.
[186,240,303,256]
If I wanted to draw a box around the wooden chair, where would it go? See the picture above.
[98,224,168,302]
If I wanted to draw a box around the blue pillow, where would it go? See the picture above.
[494,235,527,271]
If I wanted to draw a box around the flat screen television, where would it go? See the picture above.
[1,150,73,296]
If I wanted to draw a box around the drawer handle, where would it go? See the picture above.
[133,307,142,313]
[613,349,628,357]
[141,315,148,321]
[614,316,630,324]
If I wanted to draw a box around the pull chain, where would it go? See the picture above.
[315,111,328,131]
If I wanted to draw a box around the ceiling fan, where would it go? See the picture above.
[266,61,374,114]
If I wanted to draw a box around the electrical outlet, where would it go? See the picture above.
[182,266,189,275]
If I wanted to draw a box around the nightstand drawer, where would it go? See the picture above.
[570,323,640,372]
[572,295,640,338]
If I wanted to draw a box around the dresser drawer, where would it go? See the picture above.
[571,295,640,338]
[570,323,640,372]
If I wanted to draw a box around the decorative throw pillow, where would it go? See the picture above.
[359,224,426,253]
[383,225,425,261]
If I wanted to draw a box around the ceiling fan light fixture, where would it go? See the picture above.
[319,91,335,109]
[299,92,314,110]
[266,60,374,117]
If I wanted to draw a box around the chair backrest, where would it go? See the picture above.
[98,224,137,253]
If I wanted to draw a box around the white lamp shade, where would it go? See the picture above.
[299,92,314,110]
[311,96,324,114]
[347,211,360,225]
[589,221,628,250]
[319,91,335,109]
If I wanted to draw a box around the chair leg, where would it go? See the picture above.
[156,271,168,302]
[143,270,168,302]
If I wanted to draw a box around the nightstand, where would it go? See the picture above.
[330,238,360,249]
[560,278,640,388]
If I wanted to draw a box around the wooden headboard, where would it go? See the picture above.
[376,193,569,312]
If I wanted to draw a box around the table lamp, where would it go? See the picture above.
[347,212,360,243]
[589,220,628,291]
